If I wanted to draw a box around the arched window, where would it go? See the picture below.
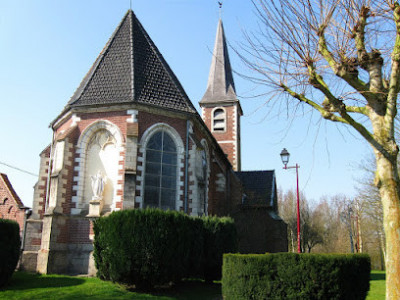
[144,130,178,210]
[213,108,226,132]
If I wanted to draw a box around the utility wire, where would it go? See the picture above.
[0,160,38,177]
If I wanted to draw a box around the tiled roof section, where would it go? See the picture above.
[68,10,196,113]
[132,12,195,112]
[0,173,25,208]
[200,19,237,104]
[235,171,275,206]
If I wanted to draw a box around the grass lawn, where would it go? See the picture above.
[367,270,386,300]
[1,270,385,299]
[0,272,222,300]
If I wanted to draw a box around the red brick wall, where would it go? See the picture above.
[202,105,239,170]
[39,108,243,247]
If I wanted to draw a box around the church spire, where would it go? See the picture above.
[200,19,238,104]
[200,17,242,172]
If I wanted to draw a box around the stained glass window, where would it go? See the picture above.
[144,131,177,210]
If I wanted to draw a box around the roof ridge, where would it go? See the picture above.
[68,10,133,106]
[131,13,196,112]
[60,9,197,115]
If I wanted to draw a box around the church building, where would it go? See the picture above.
[21,10,287,275]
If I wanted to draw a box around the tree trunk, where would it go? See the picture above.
[378,229,386,271]
[357,215,363,253]
[375,154,400,300]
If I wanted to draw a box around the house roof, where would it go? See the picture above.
[200,19,238,105]
[66,10,196,114]
[0,173,25,208]
[235,170,276,206]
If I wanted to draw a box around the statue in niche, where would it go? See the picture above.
[91,170,107,200]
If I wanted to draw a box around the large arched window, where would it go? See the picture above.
[212,108,226,132]
[144,130,178,210]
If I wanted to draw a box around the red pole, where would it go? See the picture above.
[296,164,301,253]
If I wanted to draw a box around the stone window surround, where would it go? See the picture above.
[71,120,125,215]
[212,107,227,132]
[136,123,185,211]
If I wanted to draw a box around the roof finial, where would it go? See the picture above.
[130,0,132,10]
[218,1,223,19]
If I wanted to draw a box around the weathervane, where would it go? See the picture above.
[218,1,223,18]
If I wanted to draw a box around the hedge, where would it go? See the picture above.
[0,219,21,287]
[202,216,237,282]
[222,253,370,300]
[93,208,236,289]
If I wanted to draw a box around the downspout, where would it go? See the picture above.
[184,120,190,214]
[45,127,55,213]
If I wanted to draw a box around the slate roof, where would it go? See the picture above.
[67,10,196,114]
[200,19,238,104]
[0,173,25,208]
[235,171,276,207]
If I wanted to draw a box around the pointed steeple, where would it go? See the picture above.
[200,18,242,172]
[67,10,196,114]
[200,19,238,104]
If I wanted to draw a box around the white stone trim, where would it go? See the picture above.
[72,120,124,215]
[71,114,81,127]
[217,140,235,144]
[233,104,238,170]
[127,109,138,123]
[137,123,184,211]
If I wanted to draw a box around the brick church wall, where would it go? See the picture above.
[201,105,240,171]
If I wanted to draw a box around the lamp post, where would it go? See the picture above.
[280,148,301,253]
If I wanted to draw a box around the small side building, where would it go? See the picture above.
[0,173,29,235]
[234,171,288,253]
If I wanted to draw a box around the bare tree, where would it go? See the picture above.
[356,156,386,265]
[243,1,400,297]
[279,189,324,253]
[278,189,299,252]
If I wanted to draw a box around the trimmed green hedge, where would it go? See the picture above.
[202,216,237,282]
[0,219,21,287]
[93,209,236,289]
[222,253,370,300]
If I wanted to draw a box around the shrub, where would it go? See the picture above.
[202,216,237,282]
[222,253,370,300]
[0,219,21,287]
[93,209,203,289]
[94,209,238,289]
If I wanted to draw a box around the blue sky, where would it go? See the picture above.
[0,0,371,208]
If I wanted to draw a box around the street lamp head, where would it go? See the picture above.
[280,148,290,167]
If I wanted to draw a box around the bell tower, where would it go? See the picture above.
[200,19,242,171]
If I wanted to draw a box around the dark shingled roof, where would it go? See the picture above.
[67,10,196,113]
[235,171,276,207]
